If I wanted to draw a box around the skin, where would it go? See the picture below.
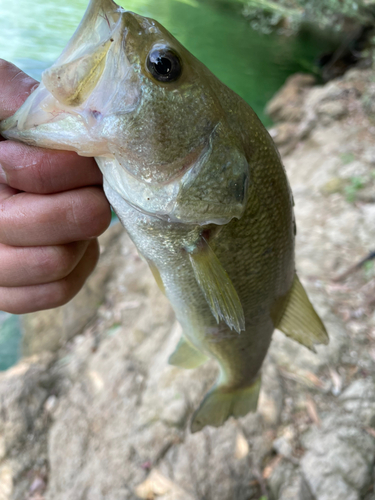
[0,60,112,314]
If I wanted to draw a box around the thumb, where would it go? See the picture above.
[0,59,39,120]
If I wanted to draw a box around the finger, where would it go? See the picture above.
[0,239,100,314]
[0,59,38,119]
[0,182,18,200]
[0,240,89,287]
[0,186,111,246]
[0,61,103,193]
[0,140,102,194]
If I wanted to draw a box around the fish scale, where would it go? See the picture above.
[0,0,328,432]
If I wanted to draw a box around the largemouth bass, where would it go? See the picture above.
[0,0,328,432]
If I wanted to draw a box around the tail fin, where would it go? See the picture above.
[190,377,261,433]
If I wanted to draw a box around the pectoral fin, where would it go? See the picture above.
[189,238,245,333]
[275,274,329,351]
[168,336,208,369]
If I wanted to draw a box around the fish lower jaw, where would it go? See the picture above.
[1,108,109,156]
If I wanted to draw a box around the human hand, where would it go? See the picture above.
[0,60,112,314]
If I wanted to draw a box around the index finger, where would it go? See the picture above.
[0,60,103,193]
[0,140,103,194]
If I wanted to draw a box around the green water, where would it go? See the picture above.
[0,313,21,371]
[0,0,332,124]
[0,0,333,371]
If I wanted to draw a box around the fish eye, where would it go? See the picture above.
[146,47,182,83]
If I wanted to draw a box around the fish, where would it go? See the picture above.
[0,0,328,432]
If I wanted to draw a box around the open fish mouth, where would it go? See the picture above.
[0,0,139,156]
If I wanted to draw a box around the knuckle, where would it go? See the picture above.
[77,188,111,238]
[33,246,77,280]
[47,280,74,308]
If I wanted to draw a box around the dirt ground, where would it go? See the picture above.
[0,67,375,500]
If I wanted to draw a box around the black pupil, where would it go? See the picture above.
[147,48,182,83]
[155,57,172,75]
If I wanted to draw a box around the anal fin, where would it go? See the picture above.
[275,273,329,351]
[148,261,166,295]
[188,238,245,333]
[168,336,208,369]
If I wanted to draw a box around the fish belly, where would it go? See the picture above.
[104,176,293,382]
[104,172,294,430]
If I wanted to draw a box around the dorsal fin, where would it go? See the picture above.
[275,274,329,352]
[188,238,245,333]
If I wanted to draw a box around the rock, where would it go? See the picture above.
[0,466,12,500]
[268,460,296,499]
[278,474,304,500]
[273,436,293,459]
[339,378,375,427]
[306,82,346,108]
[0,353,55,500]
[266,73,315,123]
[257,359,284,426]
[269,122,298,146]
[300,378,375,500]
[362,82,375,118]
[339,160,369,179]
[317,101,347,124]
[135,469,194,500]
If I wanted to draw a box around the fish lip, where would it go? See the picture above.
[0,3,136,153]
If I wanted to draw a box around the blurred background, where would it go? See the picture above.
[0,1,375,499]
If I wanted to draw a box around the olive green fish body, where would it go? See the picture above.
[0,0,327,432]
[104,85,295,427]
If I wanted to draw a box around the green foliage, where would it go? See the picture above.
[107,323,122,336]
[242,0,374,34]
[364,260,374,278]
[300,0,370,29]
[340,152,356,165]
[242,0,302,33]
[344,176,366,203]
[0,314,21,371]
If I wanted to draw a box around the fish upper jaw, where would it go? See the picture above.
[0,83,109,155]
[0,1,140,156]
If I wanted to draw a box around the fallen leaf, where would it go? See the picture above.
[329,367,342,396]
[364,427,375,439]
[305,395,321,427]
[234,432,249,459]
[263,455,282,479]
[135,469,193,499]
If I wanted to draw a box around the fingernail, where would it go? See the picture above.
[0,163,6,183]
